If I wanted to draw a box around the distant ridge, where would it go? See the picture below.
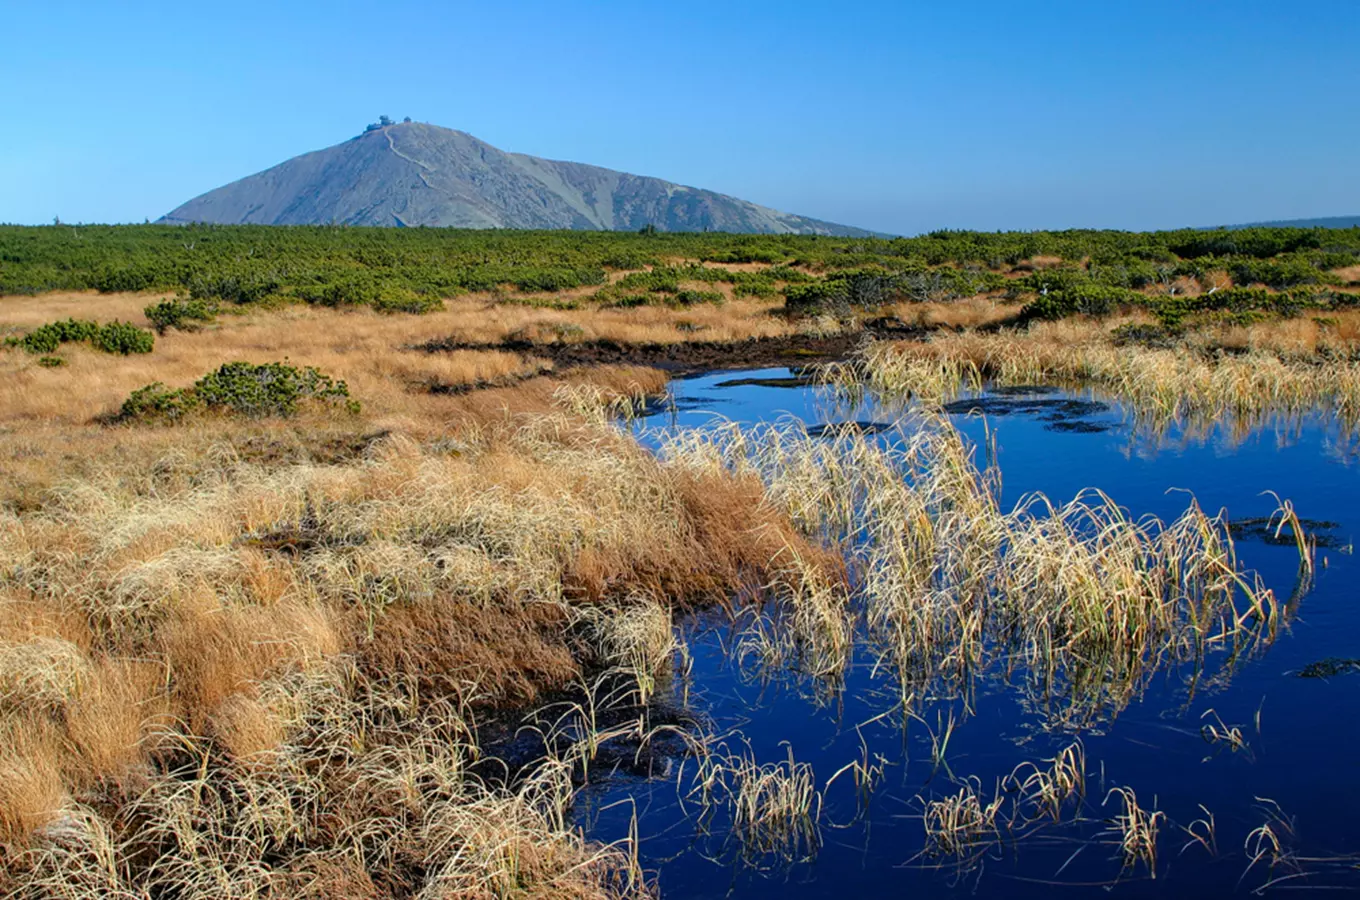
[160,121,876,237]
[1213,215,1360,230]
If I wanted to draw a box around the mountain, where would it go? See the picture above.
[160,121,875,236]
[1213,215,1360,230]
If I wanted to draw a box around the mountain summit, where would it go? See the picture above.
[160,121,873,236]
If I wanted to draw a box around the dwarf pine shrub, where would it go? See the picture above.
[13,318,154,355]
[121,361,359,422]
[1020,284,1143,321]
[144,296,218,333]
[91,321,155,354]
[371,285,443,314]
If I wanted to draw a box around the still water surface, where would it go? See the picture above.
[578,367,1360,897]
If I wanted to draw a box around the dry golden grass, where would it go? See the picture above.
[0,330,838,896]
[442,293,798,344]
[0,302,554,426]
[0,362,671,512]
[885,296,1022,330]
[839,314,1360,436]
[1191,309,1360,357]
[0,291,158,332]
[0,290,810,426]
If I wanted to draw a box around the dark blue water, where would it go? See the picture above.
[581,367,1360,897]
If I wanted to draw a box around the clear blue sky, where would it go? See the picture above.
[2,0,1356,234]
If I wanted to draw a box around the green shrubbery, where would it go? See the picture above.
[733,281,779,298]
[120,361,359,422]
[371,286,444,314]
[1017,280,1354,329]
[1228,257,1340,290]
[616,270,680,294]
[673,289,724,306]
[91,263,163,294]
[783,279,852,315]
[9,318,155,355]
[187,271,283,305]
[93,321,157,354]
[5,224,1360,328]
[511,266,606,293]
[1149,287,1345,329]
[783,266,986,315]
[14,318,100,353]
[144,296,218,333]
[702,246,789,264]
[1020,284,1144,321]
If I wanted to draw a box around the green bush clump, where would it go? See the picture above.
[1090,260,1166,289]
[1011,267,1092,294]
[119,382,200,422]
[1166,228,1327,260]
[702,247,788,264]
[12,318,154,355]
[783,279,851,316]
[512,267,606,293]
[1020,284,1143,321]
[733,281,778,298]
[1147,286,1346,328]
[91,321,156,355]
[144,296,218,333]
[600,250,659,270]
[1312,251,1357,271]
[783,267,945,315]
[672,289,723,306]
[836,269,906,306]
[17,318,100,353]
[616,270,681,293]
[120,361,359,422]
[763,265,815,284]
[1229,257,1340,290]
[92,263,161,294]
[187,271,282,305]
[298,276,377,307]
[37,355,66,368]
[194,361,356,417]
[371,286,443,314]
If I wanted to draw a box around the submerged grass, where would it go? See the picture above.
[663,414,1305,730]
[682,740,822,866]
[922,778,1006,857]
[1104,785,1165,877]
[836,323,1360,438]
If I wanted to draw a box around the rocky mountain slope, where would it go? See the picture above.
[161,121,874,236]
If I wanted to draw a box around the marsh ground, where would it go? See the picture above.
[3,225,1360,897]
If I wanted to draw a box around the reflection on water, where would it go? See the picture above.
[575,367,1360,897]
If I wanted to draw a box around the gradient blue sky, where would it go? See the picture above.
[2,0,1356,234]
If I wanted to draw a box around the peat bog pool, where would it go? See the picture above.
[577,366,1360,898]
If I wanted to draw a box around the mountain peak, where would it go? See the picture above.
[160,124,874,235]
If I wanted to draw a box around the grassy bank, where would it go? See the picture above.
[0,367,850,896]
